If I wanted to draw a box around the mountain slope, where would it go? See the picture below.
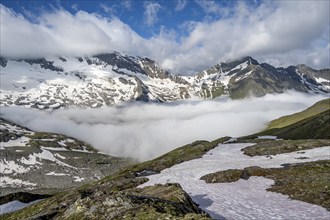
[2,138,230,219]
[240,99,330,140]
[0,53,329,109]
[266,98,330,129]
[257,110,330,140]
[0,118,133,196]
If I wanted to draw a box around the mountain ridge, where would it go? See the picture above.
[0,53,329,109]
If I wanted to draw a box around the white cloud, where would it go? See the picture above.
[71,4,79,11]
[143,2,161,27]
[0,5,146,58]
[0,1,329,74]
[121,0,132,10]
[100,4,115,15]
[175,0,188,11]
[194,0,222,14]
[0,92,327,161]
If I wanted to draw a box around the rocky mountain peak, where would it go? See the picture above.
[239,56,260,65]
[0,53,329,109]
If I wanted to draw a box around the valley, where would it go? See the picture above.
[1,98,329,219]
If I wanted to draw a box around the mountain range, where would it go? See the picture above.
[1,52,330,218]
[1,53,329,109]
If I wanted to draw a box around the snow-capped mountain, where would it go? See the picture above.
[0,53,329,109]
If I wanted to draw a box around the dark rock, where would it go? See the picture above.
[240,168,251,180]
[94,53,145,74]
[59,57,67,62]
[20,58,63,72]
[0,56,7,67]
[134,169,159,177]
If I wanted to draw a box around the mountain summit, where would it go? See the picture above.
[0,53,329,109]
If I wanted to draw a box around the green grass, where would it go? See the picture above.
[266,98,330,130]
[201,169,242,183]
[241,139,330,156]
[99,137,230,182]
[242,109,330,140]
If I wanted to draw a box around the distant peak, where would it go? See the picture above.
[240,56,259,65]
[218,56,259,67]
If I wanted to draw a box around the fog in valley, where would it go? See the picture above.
[1,91,327,161]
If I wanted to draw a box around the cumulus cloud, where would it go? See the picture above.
[143,2,161,27]
[0,1,329,74]
[0,5,145,58]
[0,92,327,161]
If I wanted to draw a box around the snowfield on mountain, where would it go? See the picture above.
[1,54,329,109]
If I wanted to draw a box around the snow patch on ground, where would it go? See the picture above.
[139,143,330,219]
[73,176,85,182]
[0,137,30,149]
[34,149,77,168]
[45,171,69,176]
[315,77,329,83]
[0,199,43,215]
[54,153,66,159]
[20,149,76,168]
[0,176,36,188]
[257,135,278,140]
[41,146,68,151]
[0,159,30,174]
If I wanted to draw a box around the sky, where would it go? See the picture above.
[0,0,329,74]
[1,92,327,161]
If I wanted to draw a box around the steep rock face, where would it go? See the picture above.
[0,53,329,109]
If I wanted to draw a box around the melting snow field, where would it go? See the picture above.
[0,199,43,215]
[139,143,330,220]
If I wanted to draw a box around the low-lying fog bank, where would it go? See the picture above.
[1,91,327,161]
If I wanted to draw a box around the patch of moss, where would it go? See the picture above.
[241,139,330,156]
[201,169,243,183]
